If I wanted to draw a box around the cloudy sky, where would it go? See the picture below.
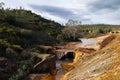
[1,0,120,24]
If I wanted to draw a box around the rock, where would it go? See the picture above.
[32,53,56,75]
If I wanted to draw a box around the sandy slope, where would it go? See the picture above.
[62,34,120,80]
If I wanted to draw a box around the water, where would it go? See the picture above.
[55,38,97,80]
[77,38,97,47]
[55,60,73,80]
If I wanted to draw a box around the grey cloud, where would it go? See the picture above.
[89,0,120,12]
[30,5,74,19]
[29,5,91,22]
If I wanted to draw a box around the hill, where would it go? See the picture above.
[0,7,63,80]
[0,8,63,49]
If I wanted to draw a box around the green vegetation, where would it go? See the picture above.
[58,24,120,42]
[9,61,31,80]
[0,3,63,80]
[0,2,120,80]
[77,24,120,38]
[0,7,63,48]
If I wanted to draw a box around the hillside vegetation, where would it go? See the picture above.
[0,8,63,48]
[0,6,63,80]
[58,24,120,42]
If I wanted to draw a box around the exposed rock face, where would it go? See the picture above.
[33,53,56,74]
[61,34,114,74]
[55,49,74,60]
[27,53,57,80]
[61,50,82,72]
[97,34,114,49]
[61,34,120,80]
[77,48,95,54]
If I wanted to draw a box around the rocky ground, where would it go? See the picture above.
[61,34,120,80]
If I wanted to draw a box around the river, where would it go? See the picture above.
[55,38,97,80]
[55,59,73,80]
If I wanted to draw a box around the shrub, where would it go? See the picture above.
[11,45,23,53]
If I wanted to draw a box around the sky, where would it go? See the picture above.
[1,0,120,25]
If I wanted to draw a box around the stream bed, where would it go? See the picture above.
[55,60,73,80]
[55,38,97,80]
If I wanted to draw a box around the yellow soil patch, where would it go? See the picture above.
[61,34,120,80]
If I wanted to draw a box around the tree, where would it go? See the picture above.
[60,27,77,41]
[0,2,5,9]
[66,19,81,27]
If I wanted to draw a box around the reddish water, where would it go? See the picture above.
[55,39,97,80]
[55,60,72,80]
